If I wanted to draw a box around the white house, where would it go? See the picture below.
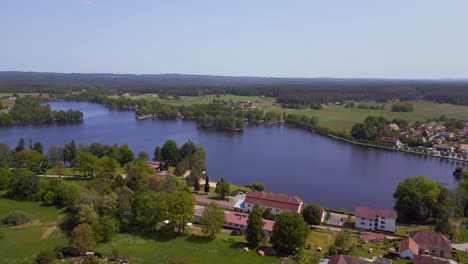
[237,191,304,216]
[355,206,397,233]
[399,237,418,260]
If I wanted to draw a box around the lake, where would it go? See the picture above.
[0,102,465,210]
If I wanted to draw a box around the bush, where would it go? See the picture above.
[35,250,56,264]
[0,211,34,226]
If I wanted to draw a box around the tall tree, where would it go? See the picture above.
[137,151,149,161]
[0,143,12,167]
[262,208,275,220]
[153,146,163,161]
[134,191,169,230]
[47,145,63,176]
[215,178,230,200]
[166,191,195,234]
[63,140,77,164]
[119,144,135,166]
[271,212,309,253]
[200,202,225,239]
[74,152,99,177]
[33,141,44,154]
[204,175,210,193]
[15,138,25,152]
[179,140,197,161]
[393,175,444,222]
[246,205,265,248]
[161,140,179,165]
[69,223,96,253]
[302,204,322,225]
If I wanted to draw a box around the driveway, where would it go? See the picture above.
[326,212,352,226]
[452,243,468,252]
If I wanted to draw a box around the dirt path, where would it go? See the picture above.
[41,225,59,239]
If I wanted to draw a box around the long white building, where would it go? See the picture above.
[355,206,397,233]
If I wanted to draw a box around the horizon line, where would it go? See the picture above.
[1,70,468,81]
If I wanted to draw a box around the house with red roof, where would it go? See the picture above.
[399,237,419,259]
[194,205,274,235]
[409,230,452,259]
[241,191,304,215]
[355,206,397,233]
[379,136,402,147]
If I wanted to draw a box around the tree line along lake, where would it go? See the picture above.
[0,101,465,210]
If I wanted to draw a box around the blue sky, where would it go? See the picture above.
[1,0,467,78]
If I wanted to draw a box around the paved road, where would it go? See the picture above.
[453,243,468,251]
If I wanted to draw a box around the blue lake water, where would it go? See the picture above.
[0,102,465,210]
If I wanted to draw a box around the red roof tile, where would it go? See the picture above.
[245,192,303,212]
[225,212,274,232]
[399,237,418,255]
[195,206,273,232]
[328,255,373,264]
[194,196,235,209]
[379,136,400,143]
[413,256,450,264]
[355,206,397,219]
[409,230,452,252]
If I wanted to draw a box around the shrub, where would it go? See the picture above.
[0,211,34,226]
[35,250,56,264]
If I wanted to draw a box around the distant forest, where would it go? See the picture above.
[1,71,467,105]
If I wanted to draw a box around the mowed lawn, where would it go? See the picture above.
[0,192,68,263]
[96,232,279,264]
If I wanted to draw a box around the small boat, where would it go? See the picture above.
[453,167,464,177]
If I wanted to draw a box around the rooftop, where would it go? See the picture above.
[194,196,235,209]
[328,255,373,264]
[245,191,303,212]
[409,230,452,252]
[355,206,397,219]
[412,256,450,264]
[399,237,418,255]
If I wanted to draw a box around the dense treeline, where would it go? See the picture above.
[0,138,200,258]
[68,91,286,131]
[1,72,468,105]
[0,96,83,125]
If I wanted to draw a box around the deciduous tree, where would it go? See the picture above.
[70,223,96,253]
[215,178,230,200]
[161,140,179,165]
[200,202,225,239]
[270,212,309,253]
[246,205,265,248]
[302,204,322,225]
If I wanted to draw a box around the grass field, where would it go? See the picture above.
[109,94,277,107]
[0,92,40,108]
[109,94,468,131]
[97,232,278,264]
[276,101,468,130]
[0,192,68,264]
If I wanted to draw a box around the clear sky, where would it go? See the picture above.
[1,0,467,78]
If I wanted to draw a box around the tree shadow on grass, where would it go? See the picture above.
[130,229,177,243]
[228,241,246,250]
[185,234,214,244]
